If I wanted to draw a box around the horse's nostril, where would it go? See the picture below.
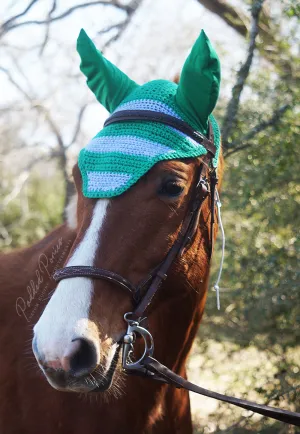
[69,338,98,377]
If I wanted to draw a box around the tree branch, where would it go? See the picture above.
[0,66,65,152]
[33,104,75,210]
[0,66,62,148]
[224,142,255,159]
[0,66,73,213]
[222,0,265,150]
[98,19,129,49]
[196,0,249,37]
[0,65,33,101]
[1,0,143,211]
[98,0,143,50]
[224,104,291,158]
[67,104,88,147]
[196,0,296,76]
[1,156,47,209]
[39,0,57,56]
[1,0,39,32]
[0,1,129,38]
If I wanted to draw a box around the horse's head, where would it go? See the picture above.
[33,29,221,394]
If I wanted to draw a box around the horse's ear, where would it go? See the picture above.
[176,30,221,133]
[77,29,139,113]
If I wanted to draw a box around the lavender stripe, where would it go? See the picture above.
[86,135,173,157]
[114,99,181,119]
[87,172,132,192]
[169,127,202,148]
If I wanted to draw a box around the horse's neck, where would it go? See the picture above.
[152,249,210,375]
[0,224,76,323]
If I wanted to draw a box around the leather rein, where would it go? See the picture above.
[53,110,300,427]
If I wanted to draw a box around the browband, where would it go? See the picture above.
[104,110,216,157]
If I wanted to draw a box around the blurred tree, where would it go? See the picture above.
[192,0,300,432]
[0,167,64,249]
[196,0,298,77]
[0,0,144,217]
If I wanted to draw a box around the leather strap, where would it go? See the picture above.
[142,356,300,427]
[53,266,137,298]
[104,110,216,157]
[132,161,209,319]
[209,169,218,258]
[53,158,211,314]
[50,109,300,426]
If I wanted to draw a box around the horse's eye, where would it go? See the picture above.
[159,180,184,197]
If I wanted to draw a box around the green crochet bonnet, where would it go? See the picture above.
[77,29,221,198]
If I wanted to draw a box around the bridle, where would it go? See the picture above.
[53,110,300,427]
[54,110,218,315]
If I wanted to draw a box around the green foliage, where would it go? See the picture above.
[192,59,300,433]
[283,0,300,18]
[0,169,64,250]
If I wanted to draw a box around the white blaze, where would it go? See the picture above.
[34,199,109,361]
[66,194,78,229]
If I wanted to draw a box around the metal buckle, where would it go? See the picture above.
[122,312,154,371]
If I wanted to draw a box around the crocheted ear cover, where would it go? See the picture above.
[77,29,221,198]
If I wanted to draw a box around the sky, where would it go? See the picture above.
[1,0,248,163]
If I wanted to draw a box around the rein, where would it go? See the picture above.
[53,111,300,427]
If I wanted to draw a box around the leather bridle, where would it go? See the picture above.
[54,110,217,312]
[53,111,300,427]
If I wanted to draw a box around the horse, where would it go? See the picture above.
[0,29,223,433]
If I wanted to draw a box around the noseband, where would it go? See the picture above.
[53,111,300,427]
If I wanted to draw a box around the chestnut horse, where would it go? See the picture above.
[0,152,223,433]
[0,27,224,433]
